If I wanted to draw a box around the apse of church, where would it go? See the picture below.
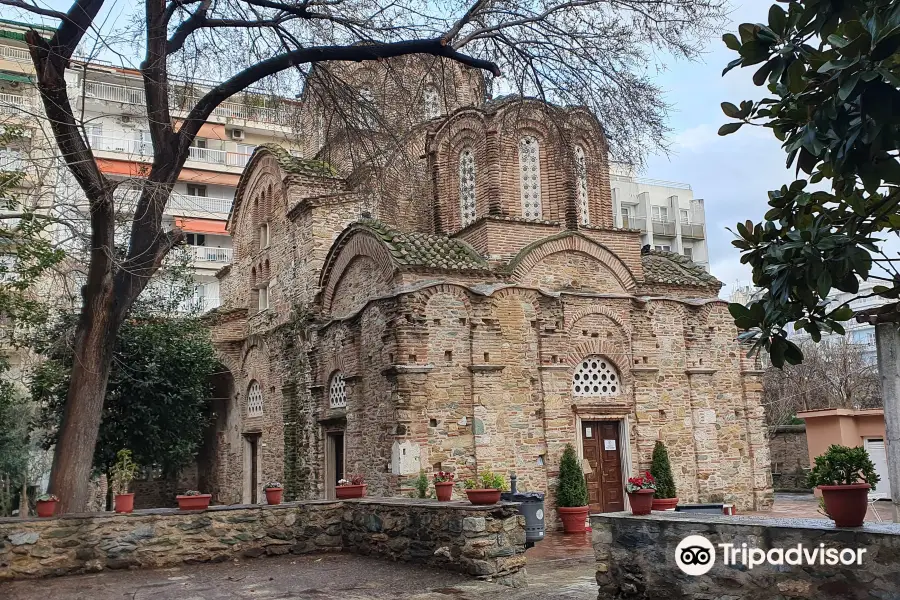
[205,56,773,520]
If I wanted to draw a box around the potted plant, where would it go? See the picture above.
[176,489,212,511]
[556,444,590,533]
[414,470,429,499]
[433,471,455,501]
[650,441,678,511]
[336,474,366,499]
[463,470,506,505]
[36,493,59,518]
[807,444,879,527]
[264,481,284,505]
[110,449,139,514]
[625,472,656,516]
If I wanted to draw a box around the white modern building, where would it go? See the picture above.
[610,165,709,270]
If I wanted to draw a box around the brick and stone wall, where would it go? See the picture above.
[769,424,811,492]
[591,512,900,599]
[0,499,525,583]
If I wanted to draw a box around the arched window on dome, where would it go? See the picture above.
[423,84,441,119]
[459,148,476,227]
[247,380,264,417]
[329,371,347,409]
[572,356,621,397]
[574,145,589,225]
[519,136,542,219]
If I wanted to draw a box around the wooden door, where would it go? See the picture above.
[581,421,625,512]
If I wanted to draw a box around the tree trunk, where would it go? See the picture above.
[47,289,119,514]
[19,479,28,518]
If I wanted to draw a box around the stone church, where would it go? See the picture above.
[202,57,773,519]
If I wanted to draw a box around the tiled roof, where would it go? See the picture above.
[356,220,489,271]
[255,144,339,178]
[642,251,721,288]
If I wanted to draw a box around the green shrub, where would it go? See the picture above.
[650,441,677,500]
[556,444,589,507]
[414,470,429,498]
[463,470,507,490]
[807,445,879,489]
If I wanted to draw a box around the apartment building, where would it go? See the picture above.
[0,18,302,311]
[610,165,710,270]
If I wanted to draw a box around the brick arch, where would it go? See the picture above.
[230,150,285,236]
[317,323,357,385]
[489,286,542,317]
[319,230,398,313]
[565,340,631,375]
[566,305,631,337]
[414,283,475,317]
[507,233,638,290]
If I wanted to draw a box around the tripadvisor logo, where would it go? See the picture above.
[674,535,867,576]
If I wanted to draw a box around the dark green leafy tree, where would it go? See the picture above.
[30,313,218,481]
[807,444,879,488]
[650,441,677,500]
[719,0,900,366]
[556,443,589,507]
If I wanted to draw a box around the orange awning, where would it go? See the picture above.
[175,218,228,234]
[96,158,240,186]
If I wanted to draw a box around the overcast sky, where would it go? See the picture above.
[641,2,788,299]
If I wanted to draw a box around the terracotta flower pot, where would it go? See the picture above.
[434,481,453,501]
[176,494,212,511]
[558,506,590,533]
[36,499,58,518]
[115,493,135,514]
[819,483,870,527]
[335,484,367,499]
[465,489,501,505]
[265,487,284,505]
[651,497,678,511]
[627,489,655,515]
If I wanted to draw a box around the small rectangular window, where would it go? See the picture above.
[259,223,270,249]
[187,184,207,197]
[651,206,669,222]
[654,244,671,252]
[680,209,690,223]
[185,233,206,246]
[193,138,208,149]
[683,247,693,260]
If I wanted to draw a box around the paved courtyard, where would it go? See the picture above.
[1,533,597,600]
[745,492,895,522]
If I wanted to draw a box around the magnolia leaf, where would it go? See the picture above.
[718,122,743,136]
[723,33,741,51]
[721,102,741,117]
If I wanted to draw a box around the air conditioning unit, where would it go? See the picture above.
[230,129,245,141]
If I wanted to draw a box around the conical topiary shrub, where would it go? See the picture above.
[650,440,678,510]
[557,443,590,533]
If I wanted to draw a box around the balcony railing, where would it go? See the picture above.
[90,134,153,157]
[622,215,647,231]
[178,295,221,313]
[0,92,31,115]
[186,245,233,263]
[651,219,676,237]
[0,45,31,63]
[680,222,705,239]
[187,145,252,167]
[0,150,24,172]
[81,80,296,125]
[168,194,233,215]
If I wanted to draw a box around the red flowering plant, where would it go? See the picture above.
[433,471,454,484]
[337,474,365,486]
[625,472,657,493]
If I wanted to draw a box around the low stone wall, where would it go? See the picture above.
[0,499,525,583]
[592,512,900,599]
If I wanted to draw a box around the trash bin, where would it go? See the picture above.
[501,474,545,548]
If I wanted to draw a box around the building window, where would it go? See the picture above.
[258,283,269,310]
[519,136,542,219]
[259,223,270,249]
[192,138,208,149]
[683,246,693,260]
[423,84,441,119]
[680,208,690,224]
[620,205,632,228]
[186,233,206,246]
[654,244,671,252]
[247,380,264,417]
[572,356,621,397]
[187,184,208,197]
[574,145,589,225]
[329,372,347,409]
[459,148,476,227]
[651,205,669,222]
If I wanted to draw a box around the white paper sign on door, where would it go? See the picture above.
[604,439,616,451]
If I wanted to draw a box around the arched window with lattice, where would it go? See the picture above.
[519,136,542,219]
[423,84,441,119]
[247,380,264,416]
[574,145,589,225]
[572,356,621,397]
[459,148,476,227]
[329,371,347,409]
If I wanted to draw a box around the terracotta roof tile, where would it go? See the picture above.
[356,219,489,271]
[642,250,721,288]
